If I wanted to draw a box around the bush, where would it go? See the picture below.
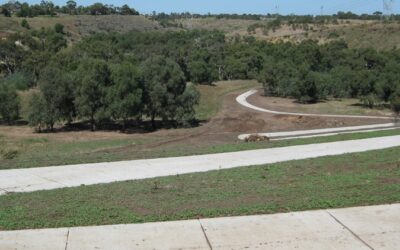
[294,72,326,104]
[3,72,31,90]
[328,31,340,39]
[390,91,400,116]
[27,92,47,132]
[21,19,30,29]
[0,148,19,160]
[0,83,20,124]
[360,94,380,109]
[54,23,64,34]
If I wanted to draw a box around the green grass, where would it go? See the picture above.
[132,129,400,159]
[195,80,260,120]
[2,80,399,170]
[1,129,400,170]
[0,137,150,169]
[0,146,399,230]
[285,98,393,116]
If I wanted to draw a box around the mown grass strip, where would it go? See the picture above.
[1,128,400,170]
[0,146,399,230]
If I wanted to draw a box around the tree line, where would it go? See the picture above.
[26,56,198,131]
[256,40,400,108]
[1,29,400,130]
[149,11,400,23]
[0,1,139,17]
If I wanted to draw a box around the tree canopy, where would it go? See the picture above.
[1,28,400,131]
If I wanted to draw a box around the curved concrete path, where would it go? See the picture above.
[236,89,398,140]
[237,89,394,120]
[1,204,399,250]
[1,135,400,195]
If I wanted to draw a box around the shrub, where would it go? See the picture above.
[54,23,64,34]
[390,91,400,116]
[1,148,19,160]
[21,19,30,29]
[3,72,31,90]
[328,31,340,39]
[360,94,380,109]
[0,83,20,124]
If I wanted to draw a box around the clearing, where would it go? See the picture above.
[248,88,394,117]
[0,80,397,169]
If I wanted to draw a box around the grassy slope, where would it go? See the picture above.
[256,96,394,116]
[181,18,400,50]
[0,79,398,169]
[0,81,257,169]
[334,22,400,50]
[1,80,399,169]
[279,21,400,50]
[195,80,259,120]
[179,17,259,34]
[0,146,399,230]
[2,15,400,50]
[296,98,393,116]
[1,125,400,169]
[0,15,160,41]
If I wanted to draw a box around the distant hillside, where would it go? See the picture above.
[179,17,400,50]
[2,15,400,50]
[0,15,161,42]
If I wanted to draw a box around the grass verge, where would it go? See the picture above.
[0,146,399,230]
[1,129,400,170]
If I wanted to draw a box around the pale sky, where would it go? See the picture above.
[1,0,398,15]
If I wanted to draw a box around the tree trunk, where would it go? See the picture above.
[90,114,95,131]
[151,112,156,130]
[122,118,127,131]
[218,65,224,80]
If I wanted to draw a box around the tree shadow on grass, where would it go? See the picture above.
[34,119,201,134]
[0,119,29,126]
[350,102,391,110]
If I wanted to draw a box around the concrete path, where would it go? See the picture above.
[1,135,400,195]
[236,89,394,120]
[238,123,399,140]
[1,204,398,249]
[269,127,399,141]
[236,89,398,141]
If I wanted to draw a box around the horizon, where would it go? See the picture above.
[0,0,399,15]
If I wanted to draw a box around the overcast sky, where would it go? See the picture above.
[1,0,398,15]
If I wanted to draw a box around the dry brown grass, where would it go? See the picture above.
[179,18,400,50]
[250,20,400,50]
[0,15,160,41]
[248,92,395,117]
[2,15,400,50]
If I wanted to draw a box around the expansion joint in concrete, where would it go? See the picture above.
[327,211,374,250]
[198,220,213,250]
[64,229,70,250]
